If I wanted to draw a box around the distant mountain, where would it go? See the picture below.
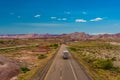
[0,32,120,40]
[0,33,60,39]
[91,33,120,40]
[60,32,120,40]
[68,32,91,40]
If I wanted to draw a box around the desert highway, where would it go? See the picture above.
[44,44,92,80]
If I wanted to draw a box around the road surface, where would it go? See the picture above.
[44,44,92,80]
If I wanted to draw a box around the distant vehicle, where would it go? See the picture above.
[63,50,69,59]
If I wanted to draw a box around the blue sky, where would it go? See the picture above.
[0,0,120,34]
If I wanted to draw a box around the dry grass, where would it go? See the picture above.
[68,40,120,80]
[0,38,61,80]
[18,49,57,80]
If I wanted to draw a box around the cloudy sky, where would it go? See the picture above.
[0,0,120,34]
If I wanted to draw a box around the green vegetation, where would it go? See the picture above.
[0,39,61,80]
[21,67,30,73]
[18,48,58,80]
[0,39,43,48]
[53,43,58,47]
[38,54,47,59]
[68,40,120,80]
[93,59,113,70]
[69,47,77,51]
[111,57,116,61]
[0,40,5,44]
[48,43,59,49]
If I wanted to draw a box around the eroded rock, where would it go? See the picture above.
[0,56,21,80]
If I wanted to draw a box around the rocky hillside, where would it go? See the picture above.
[68,32,91,40]
[64,32,120,40]
[0,56,21,80]
[0,32,120,40]
[91,33,120,40]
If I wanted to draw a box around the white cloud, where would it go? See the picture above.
[51,17,57,19]
[34,14,40,18]
[82,11,87,15]
[75,19,87,23]
[64,11,71,14]
[57,18,67,21]
[62,18,67,21]
[90,17,103,22]
[18,16,21,19]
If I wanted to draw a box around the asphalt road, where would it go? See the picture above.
[44,44,92,80]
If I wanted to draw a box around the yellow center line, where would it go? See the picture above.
[44,48,61,80]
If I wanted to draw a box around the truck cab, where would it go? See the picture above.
[63,50,69,59]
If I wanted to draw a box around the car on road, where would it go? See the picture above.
[63,50,69,59]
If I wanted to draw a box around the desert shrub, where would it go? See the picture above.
[48,44,53,47]
[38,54,47,59]
[113,67,120,73]
[48,43,58,48]
[53,43,58,47]
[21,67,30,73]
[84,56,96,63]
[0,40,4,44]
[69,47,77,51]
[106,45,113,49]
[93,59,113,70]
[111,57,116,61]
[53,43,58,49]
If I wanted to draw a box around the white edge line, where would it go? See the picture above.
[68,60,78,80]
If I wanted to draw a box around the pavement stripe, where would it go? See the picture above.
[44,47,62,80]
[60,68,62,80]
[68,60,78,80]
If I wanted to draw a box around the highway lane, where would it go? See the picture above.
[44,44,92,80]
